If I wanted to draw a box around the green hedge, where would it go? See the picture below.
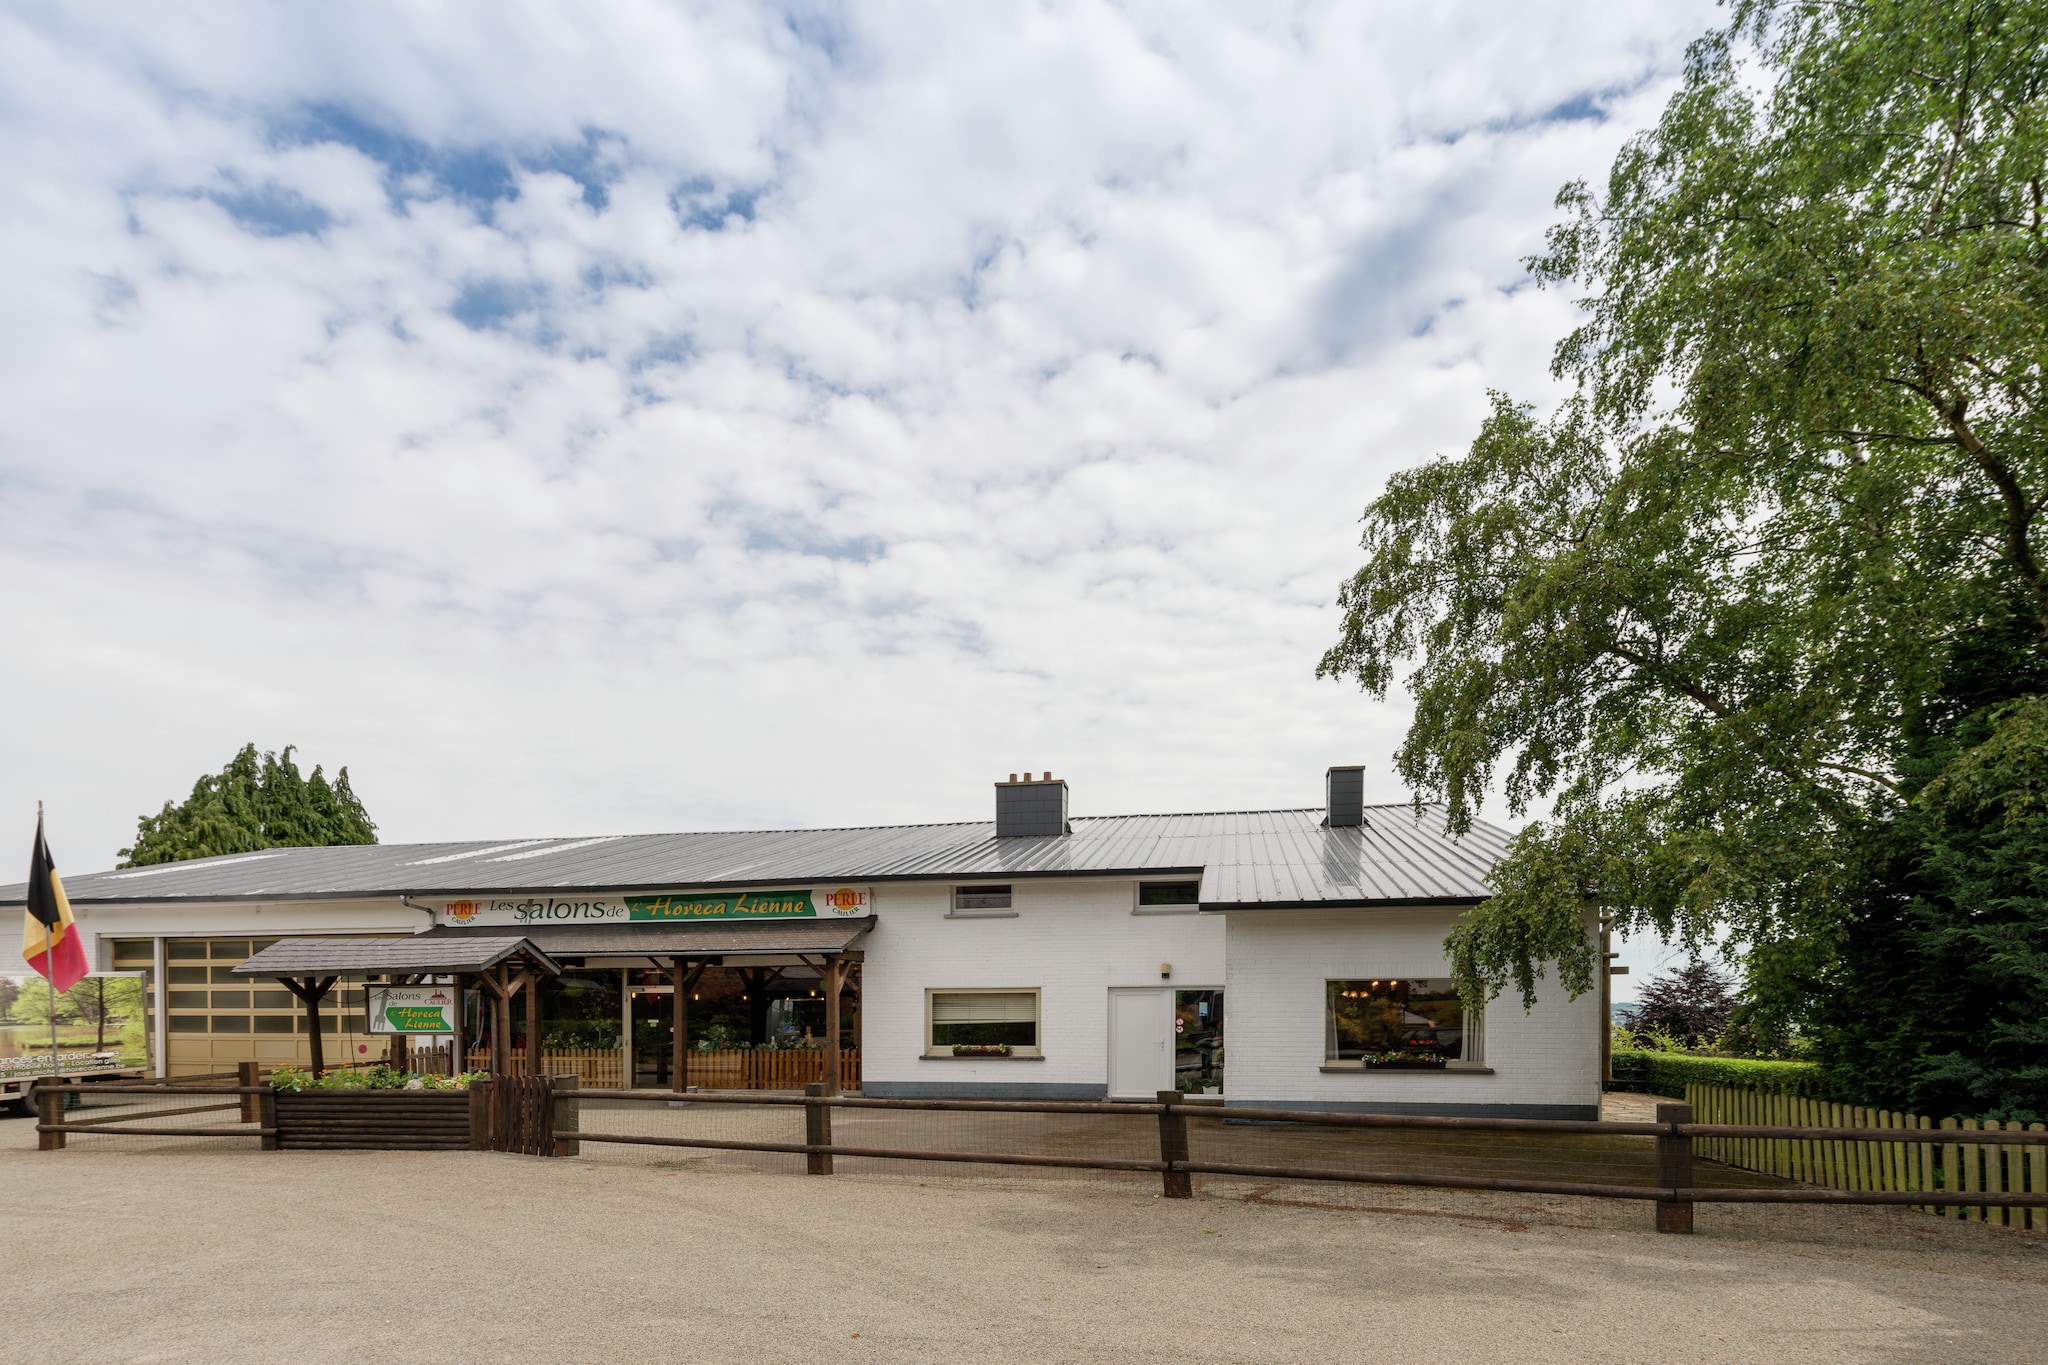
[1611,1049,1831,1100]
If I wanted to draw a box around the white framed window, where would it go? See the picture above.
[950,884,1015,915]
[1325,977,1482,1067]
[925,987,1040,1057]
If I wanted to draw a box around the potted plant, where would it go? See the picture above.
[949,1043,1012,1057]
[1363,1051,1448,1070]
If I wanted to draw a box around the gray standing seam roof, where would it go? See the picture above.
[1,806,1507,909]
[232,936,561,978]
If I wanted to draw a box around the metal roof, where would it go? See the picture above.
[421,918,874,958]
[1,805,1507,909]
[233,936,561,978]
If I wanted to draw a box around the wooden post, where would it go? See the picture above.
[549,1073,580,1157]
[1598,915,1613,1085]
[823,957,843,1095]
[469,1079,492,1150]
[36,1084,63,1151]
[1655,1101,1694,1233]
[620,968,634,1089]
[450,974,466,1074]
[525,971,544,1078]
[284,975,335,1075]
[805,1081,833,1175]
[492,981,512,1080]
[670,959,687,1093]
[1157,1089,1192,1198]
[237,1060,261,1122]
[849,955,863,1088]
[258,1083,278,1151]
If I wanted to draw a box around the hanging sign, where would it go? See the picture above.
[436,886,872,928]
[368,984,459,1034]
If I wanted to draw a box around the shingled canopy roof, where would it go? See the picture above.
[233,935,561,980]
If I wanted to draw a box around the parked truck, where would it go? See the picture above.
[2,1054,148,1114]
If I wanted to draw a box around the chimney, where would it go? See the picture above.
[1326,765,1366,827]
[996,772,1069,837]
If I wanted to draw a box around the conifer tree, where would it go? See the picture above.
[120,744,379,866]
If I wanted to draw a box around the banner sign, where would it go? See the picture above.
[368,984,459,1034]
[436,886,871,928]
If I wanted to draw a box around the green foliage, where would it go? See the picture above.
[1816,688,2048,1120]
[268,1065,482,1091]
[120,743,377,866]
[1319,1,2048,1039]
[8,977,64,1027]
[1611,1048,1830,1102]
[542,1020,620,1049]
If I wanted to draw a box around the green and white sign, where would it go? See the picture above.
[435,885,871,928]
[368,985,459,1034]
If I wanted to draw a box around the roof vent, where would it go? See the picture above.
[996,773,1068,838]
[1326,765,1366,828]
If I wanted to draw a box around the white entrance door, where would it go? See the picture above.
[1107,987,1174,1099]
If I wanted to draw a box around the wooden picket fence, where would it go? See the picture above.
[1687,1083,2047,1231]
[684,1049,859,1091]
[462,1048,855,1091]
[465,1049,626,1088]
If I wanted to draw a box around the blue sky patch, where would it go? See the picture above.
[271,102,626,218]
[450,277,546,331]
[207,181,333,236]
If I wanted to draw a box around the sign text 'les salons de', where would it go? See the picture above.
[436,887,871,927]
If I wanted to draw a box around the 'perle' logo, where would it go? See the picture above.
[821,887,869,917]
[445,900,480,923]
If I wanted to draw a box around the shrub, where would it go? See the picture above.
[1610,1048,1831,1100]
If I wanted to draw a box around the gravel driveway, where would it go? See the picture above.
[4,1103,2043,1364]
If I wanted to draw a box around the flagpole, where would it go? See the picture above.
[42,802,57,1081]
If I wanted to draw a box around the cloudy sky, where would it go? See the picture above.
[1,1,1718,985]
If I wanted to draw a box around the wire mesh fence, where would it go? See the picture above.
[34,1084,268,1152]
[564,1094,808,1177]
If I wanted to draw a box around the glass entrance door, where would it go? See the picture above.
[631,986,673,1089]
[1174,989,1223,1093]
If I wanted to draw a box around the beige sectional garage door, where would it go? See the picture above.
[157,937,393,1077]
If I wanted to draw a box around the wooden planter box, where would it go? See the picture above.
[272,1089,477,1151]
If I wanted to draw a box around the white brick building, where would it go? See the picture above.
[3,770,1601,1118]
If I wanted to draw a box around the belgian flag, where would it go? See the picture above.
[24,812,87,993]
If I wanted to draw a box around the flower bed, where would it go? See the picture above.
[268,1064,485,1092]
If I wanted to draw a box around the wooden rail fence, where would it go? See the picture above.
[39,1081,2048,1237]
[556,1091,2048,1234]
[1687,1083,2047,1232]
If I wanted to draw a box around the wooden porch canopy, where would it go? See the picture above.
[421,917,873,1092]
[235,935,561,1077]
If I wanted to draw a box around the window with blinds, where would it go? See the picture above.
[952,885,1014,911]
[928,989,1039,1055]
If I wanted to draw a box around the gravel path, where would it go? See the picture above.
[4,1103,2044,1363]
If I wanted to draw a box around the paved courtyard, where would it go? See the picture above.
[4,1100,2045,1364]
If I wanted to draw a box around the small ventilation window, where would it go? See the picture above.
[953,885,1013,911]
[1138,881,1199,907]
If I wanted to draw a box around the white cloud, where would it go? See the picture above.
[0,0,1721,869]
